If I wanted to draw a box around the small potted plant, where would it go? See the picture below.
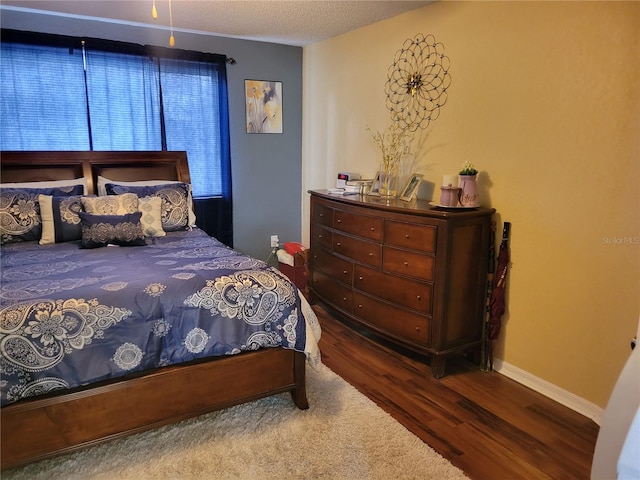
[459,161,478,176]
[458,161,479,207]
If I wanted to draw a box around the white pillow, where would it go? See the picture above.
[97,176,196,226]
[1,178,88,195]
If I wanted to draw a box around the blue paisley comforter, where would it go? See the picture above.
[0,229,320,407]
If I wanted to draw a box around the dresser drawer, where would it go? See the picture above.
[354,264,432,314]
[383,247,434,281]
[310,224,333,250]
[312,247,353,285]
[333,232,382,267]
[385,221,436,253]
[353,292,431,347]
[311,270,352,312]
[313,203,333,227]
[334,210,384,242]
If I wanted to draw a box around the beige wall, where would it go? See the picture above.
[302,1,639,408]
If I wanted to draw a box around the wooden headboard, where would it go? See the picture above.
[0,151,191,194]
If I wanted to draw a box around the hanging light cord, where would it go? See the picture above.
[169,0,175,47]
[152,1,175,47]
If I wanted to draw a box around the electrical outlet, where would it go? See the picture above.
[270,235,279,248]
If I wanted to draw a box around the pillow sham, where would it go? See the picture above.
[39,194,84,245]
[0,185,85,244]
[97,176,196,226]
[81,193,138,215]
[78,211,146,248]
[137,196,166,237]
[105,183,190,232]
[1,178,88,195]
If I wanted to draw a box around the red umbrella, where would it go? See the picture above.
[488,222,511,370]
[481,222,496,371]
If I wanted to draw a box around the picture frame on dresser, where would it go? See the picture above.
[368,171,383,196]
[399,173,423,201]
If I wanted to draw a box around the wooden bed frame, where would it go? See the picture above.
[0,151,309,471]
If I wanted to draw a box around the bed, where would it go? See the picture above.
[0,150,321,471]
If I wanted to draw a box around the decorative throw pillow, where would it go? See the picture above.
[137,196,166,237]
[0,185,85,244]
[39,194,84,245]
[81,193,139,215]
[105,183,190,232]
[98,176,196,227]
[78,211,146,248]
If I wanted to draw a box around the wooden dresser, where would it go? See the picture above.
[309,190,495,378]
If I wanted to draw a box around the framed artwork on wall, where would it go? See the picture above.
[245,80,283,134]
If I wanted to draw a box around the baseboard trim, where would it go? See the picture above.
[493,359,604,426]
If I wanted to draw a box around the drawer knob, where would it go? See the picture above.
[358,304,363,308]
[415,326,420,332]
[358,276,363,280]
[318,234,323,239]
[336,242,342,246]
[370,227,375,231]
[343,270,348,275]
[337,219,342,223]
[405,234,410,239]
[343,297,348,302]
[369,252,373,257]
[403,261,409,267]
[417,295,421,300]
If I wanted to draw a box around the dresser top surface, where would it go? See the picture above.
[309,190,495,218]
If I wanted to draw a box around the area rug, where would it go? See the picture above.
[4,364,467,480]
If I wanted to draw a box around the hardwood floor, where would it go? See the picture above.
[313,304,599,480]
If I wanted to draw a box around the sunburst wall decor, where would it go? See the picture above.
[385,33,451,131]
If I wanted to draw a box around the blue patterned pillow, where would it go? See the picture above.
[105,183,190,232]
[39,194,84,244]
[78,211,146,249]
[0,185,84,244]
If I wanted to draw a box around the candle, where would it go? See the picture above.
[443,174,458,187]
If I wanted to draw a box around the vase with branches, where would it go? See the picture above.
[368,122,412,197]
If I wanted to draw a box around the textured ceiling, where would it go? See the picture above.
[1,1,432,47]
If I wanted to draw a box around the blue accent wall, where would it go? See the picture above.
[1,8,303,261]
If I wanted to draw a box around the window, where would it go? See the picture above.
[0,30,232,245]
[158,57,229,199]
[84,49,162,151]
[1,41,90,149]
